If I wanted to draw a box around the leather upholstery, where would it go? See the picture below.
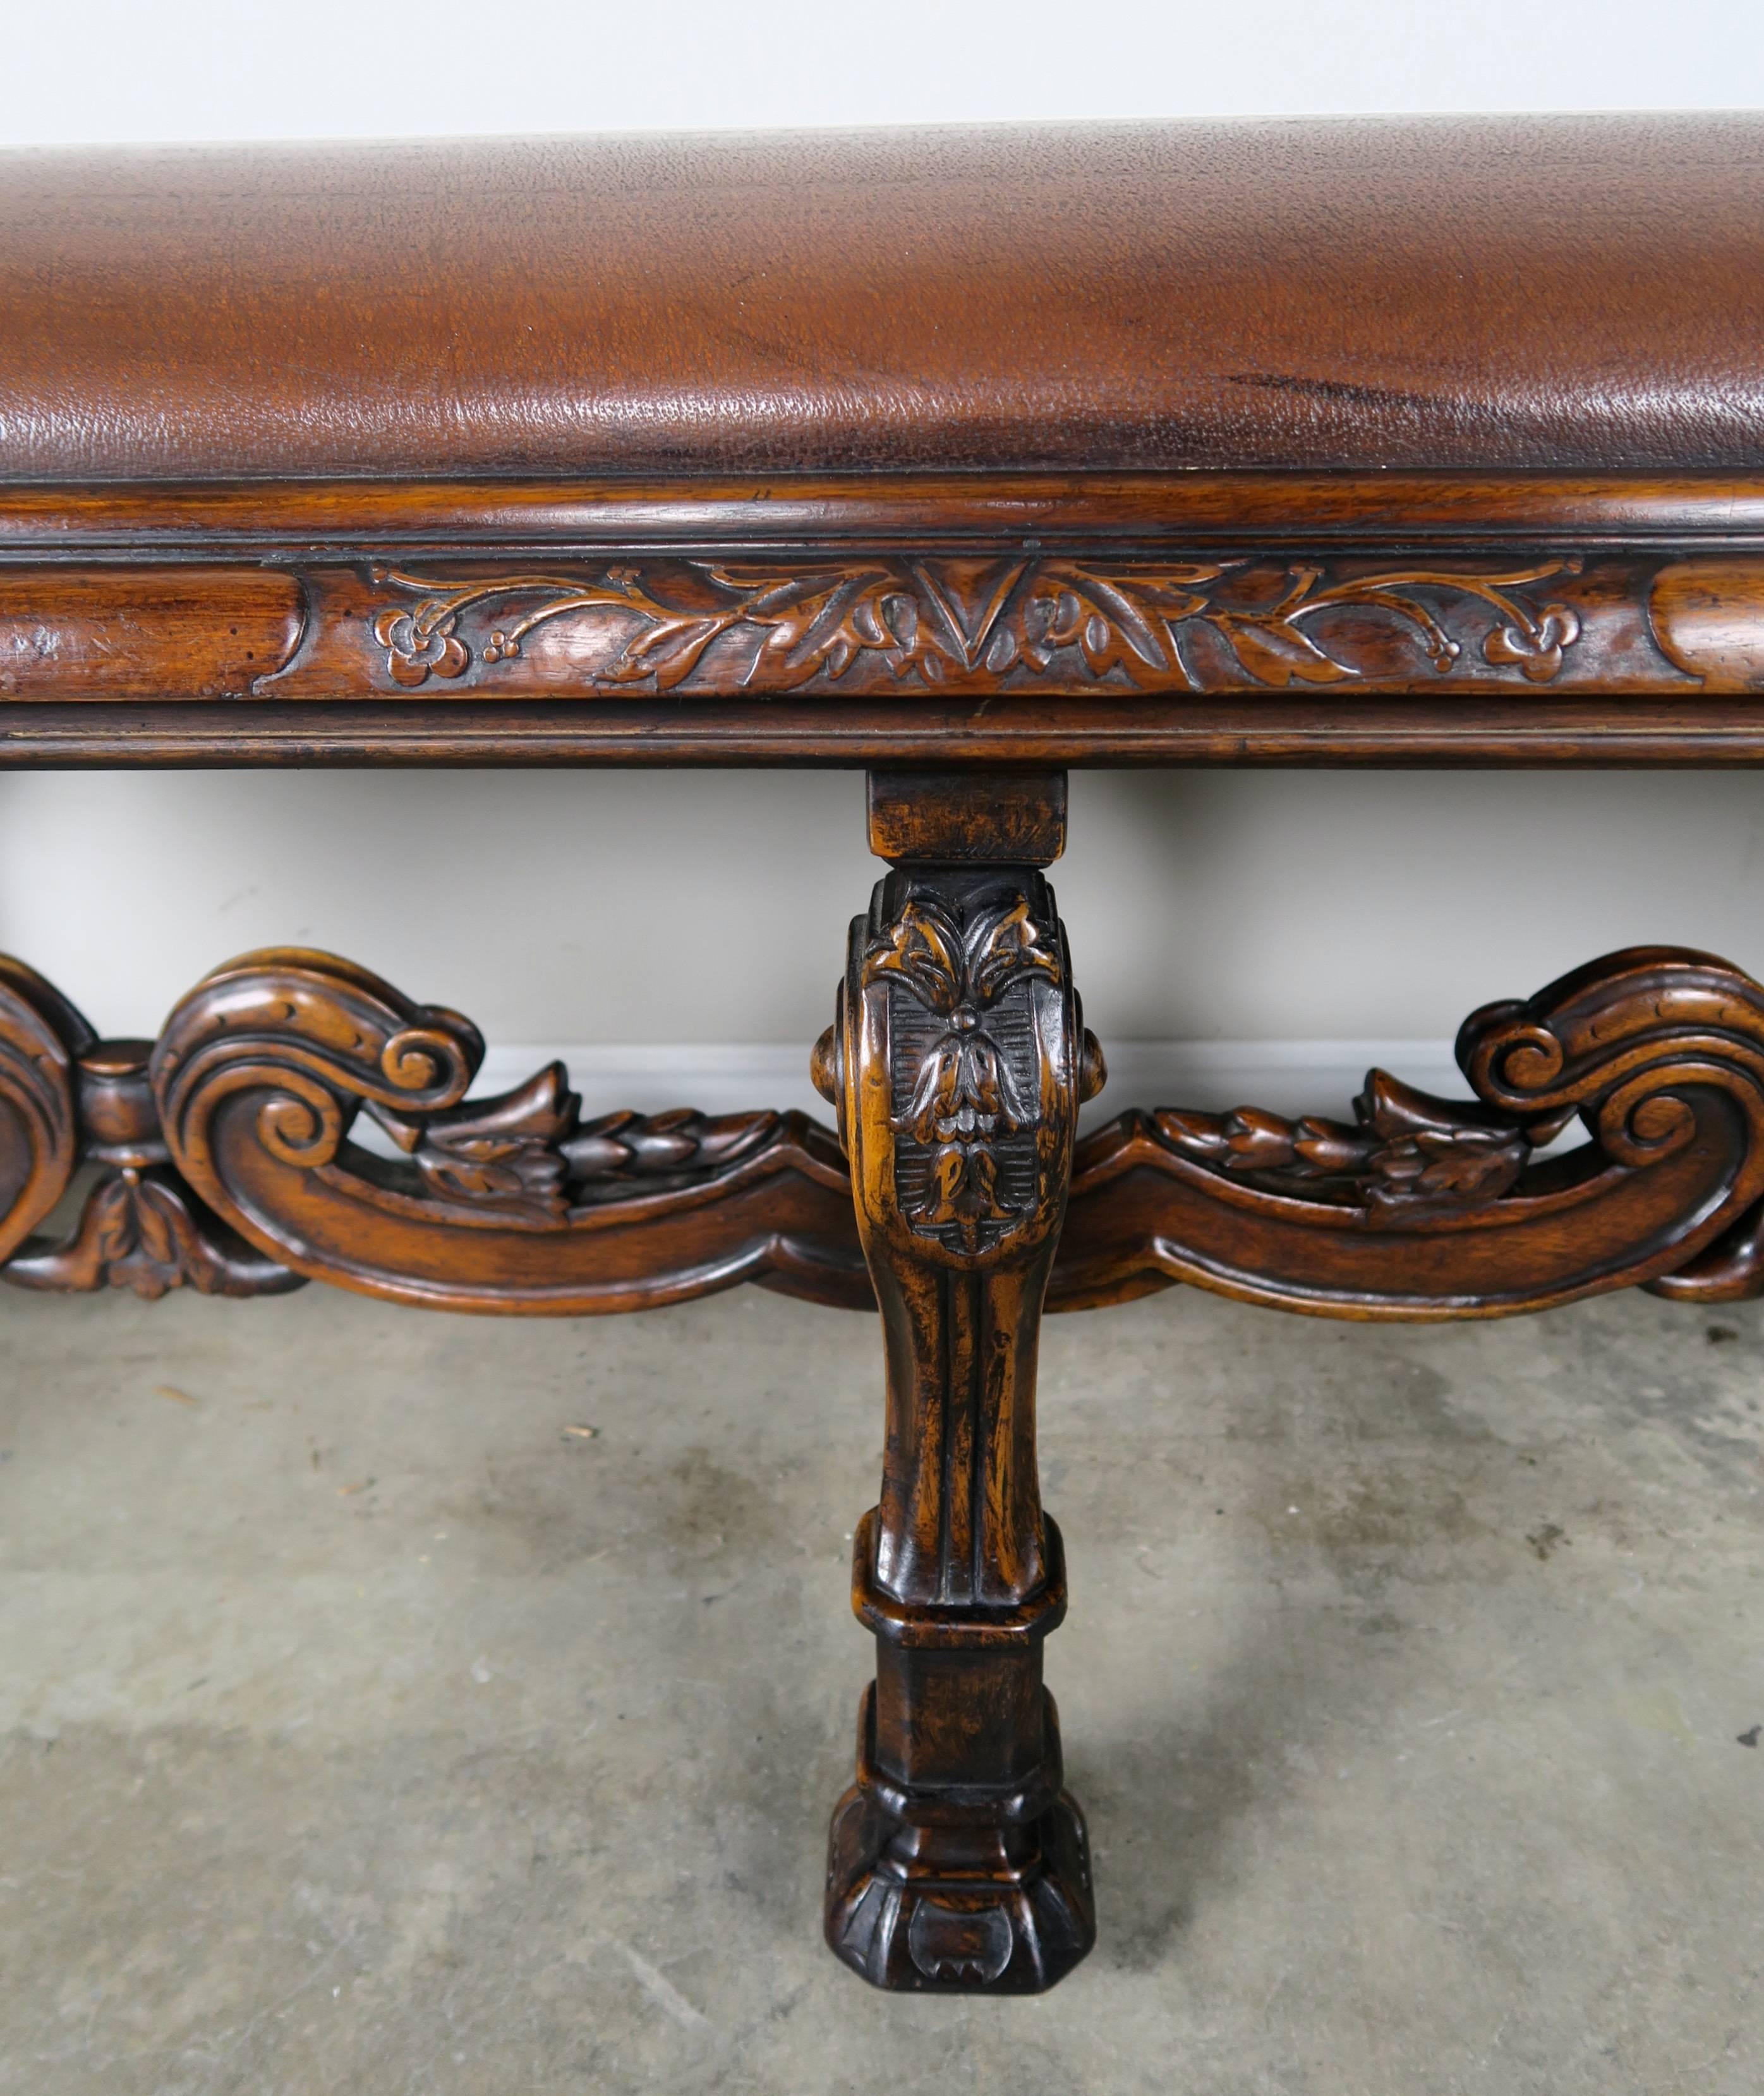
[1,116,1761,482]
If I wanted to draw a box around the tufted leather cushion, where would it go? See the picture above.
[1,115,1761,482]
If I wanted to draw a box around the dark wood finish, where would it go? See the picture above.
[816,847,1104,1989]
[0,546,1755,714]
[0,957,92,1265]
[0,567,302,701]
[8,117,1764,1994]
[1053,948,1764,1318]
[8,941,1764,1328]
[5,1161,300,1299]
[4,1040,301,1299]
[20,696,1764,770]
[0,531,1758,751]
[264,549,1610,700]
[867,770,1067,866]
[1645,1199,1764,1302]
[12,470,1764,548]
[145,950,868,1314]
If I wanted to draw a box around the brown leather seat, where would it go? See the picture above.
[3,114,1763,482]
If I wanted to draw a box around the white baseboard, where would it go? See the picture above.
[470,1040,1470,1127]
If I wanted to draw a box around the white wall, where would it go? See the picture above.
[4,1,1763,1080]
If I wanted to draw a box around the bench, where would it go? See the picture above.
[4,116,1764,1991]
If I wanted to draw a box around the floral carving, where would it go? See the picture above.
[1154,1070,1533,1222]
[370,602,470,688]
[370,564,764,692]
[864,893,1061,1245]
[3,1165,301,1299]
[367,556,1585,694]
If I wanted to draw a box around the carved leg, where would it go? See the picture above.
[818,773,1103,1992]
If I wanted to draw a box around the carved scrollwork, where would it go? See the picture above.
[0,1025,303,1300]
[357,554,1586,696]
[1051,947,1764,1318]
[11,939,1764,1326]
[149,948,867,1313]
[0,957,94,1267]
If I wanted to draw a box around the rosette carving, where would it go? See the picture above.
[150,949,866,1313]
[1052,947,1764,1318]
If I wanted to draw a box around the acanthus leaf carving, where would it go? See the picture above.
[4,1165,303,1300]
[370,1063,577,1223]
[366,1067,790,1225]
[1153,1069,1534,1222]
[862,889,1065,1249]
[560,1106,784,1200]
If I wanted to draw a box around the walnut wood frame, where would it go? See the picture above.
[7,469,1764,1990]
[9,473,1764,767]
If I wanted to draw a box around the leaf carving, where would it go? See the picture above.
[863,887,1065,1249]
[4,1166,301,1299]
[364,557,1588,695]
[371,1064,577,1223]
[1155,1070,1531,1222]
[1207,611,1360,687]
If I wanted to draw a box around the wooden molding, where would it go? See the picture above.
[2,473,1764,756]
[263,551,1598,700]
[0,547,1742,708]
[8,471,1764,547]
[15,696,1764,768]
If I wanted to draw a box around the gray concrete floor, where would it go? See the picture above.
[1,1278,1760,2096]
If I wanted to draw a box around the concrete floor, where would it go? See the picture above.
[1,1278,1760,2096]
